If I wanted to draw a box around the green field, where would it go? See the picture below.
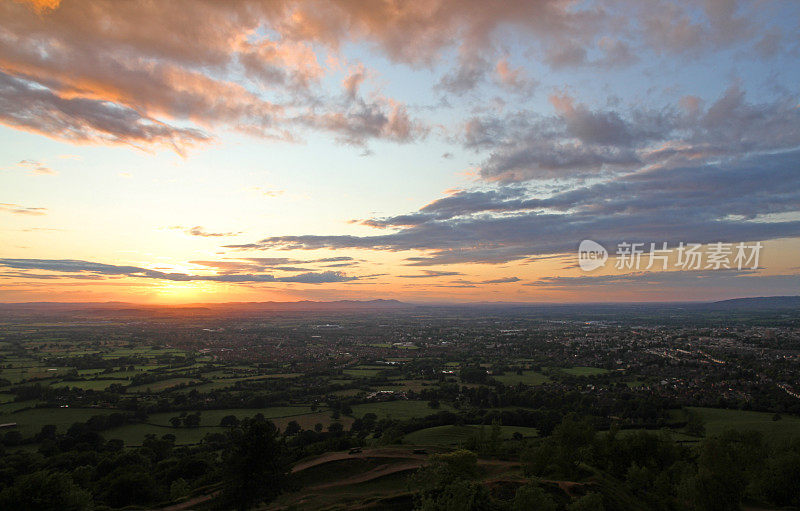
[0,366,71,383]
[558,366,611,376]
[328,379,355,385]
[51,379,131,391]
[105,408,350,446]
[126,377,199,393]
[493,370,550,386]
[343,368,383,377]
[330,389,365,397]
[610,428,699,442]
[144,406,318,427]
[352,400,452,420]
[103,423,226,446]
[0,405,344,446]
[403,424,539,446]
[0,407,117,436]
[377,380,439,392]
[689,407,800,443]
[0,400,44,414]
[272,412,353,432]
[76,369,108,376]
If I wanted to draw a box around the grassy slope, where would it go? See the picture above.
[403,424,539,446]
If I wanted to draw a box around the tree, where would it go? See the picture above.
[170,478,190,501]
[488,419,502,455]
[3,430,23,446]
[183,412,201,428]
[169,416,182,428]
[283,420,301,436]
[410,450,479,492]
[460,366,488,384]
[217,416,292,511]
[752,448,800,506]
[35,424,57,442]
[418,480,495,511]
[100,467,159,508]
[685,409,706,437]
[410,450,495,511]
[220,415,240,427]
[679,431,763,511]
[0,471,92,511]
[512,483,557,511]
[568,493,604,511]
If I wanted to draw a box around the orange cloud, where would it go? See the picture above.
[16,0,60,14]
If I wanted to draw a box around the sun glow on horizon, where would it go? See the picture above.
[1,1,799,303]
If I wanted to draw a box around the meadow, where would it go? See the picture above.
[351,400,453,420]
[558,366,611,376]
[0,407,116,436]
[403,424,539,446]
[689,406,800,443]
[492,370,550,386]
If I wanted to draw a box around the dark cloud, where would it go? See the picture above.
[397,270,464,278]
[463,86,800,181]
[191,257,356,273]
[0,1,432,152]
[231,149,800,265]
[0,259,359,284]
[297,96,428,146]
[481,276,521,284]
[0,271,102,280]
[446,276,520,285]
[436,55,491,95]
[2,0,786,154]
[0,72,210,155]
[524,270,800,296]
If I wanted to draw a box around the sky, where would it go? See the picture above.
[1,0,799,304]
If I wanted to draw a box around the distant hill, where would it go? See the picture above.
[0,299,411,319]
[0,296,797,319]
[704,296,800,310]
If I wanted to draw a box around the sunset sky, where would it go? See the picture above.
[1,0,800,303]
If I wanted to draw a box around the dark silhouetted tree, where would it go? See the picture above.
[217,416,292,511]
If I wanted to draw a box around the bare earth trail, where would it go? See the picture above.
[298,449,522,489]
[153,491,219,511]
[156,448,525,509]
[291,447,431,472]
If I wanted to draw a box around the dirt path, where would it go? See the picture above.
[308,461,423,489]
[292,448,428,472]
[155,450,522,509]
[538,478,587,496]
[154,490,218,511]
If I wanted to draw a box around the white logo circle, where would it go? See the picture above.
[578,240,608,271]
